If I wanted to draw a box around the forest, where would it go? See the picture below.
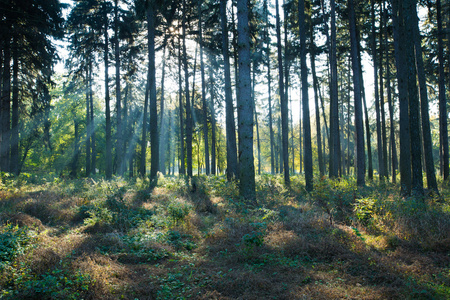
[0,0,449,299]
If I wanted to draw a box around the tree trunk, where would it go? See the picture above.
[159,41,167,175]
[115,0,124,176]
[299,0,313,191]
[198,0,210,175]
[178,34,185,176]
[372,0,384,180]
[10,38,18,175]
[237,0,255,201]
[349,0,365,186]
[413,7,438,192]
[85,63,91,177]
[104,4,112,179]
[0,36,11,173]
[393,0,411,195]
[310,30,324,177]
[220,0,238,180]
[89,60,96,174]
[329,0,339,178]
[148,3,159,182]
[276,0,290,186]
[209,55,217,175]
[437,0,449,180]
[404,0,423,195]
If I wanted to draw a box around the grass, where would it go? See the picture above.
[0,173,449,299]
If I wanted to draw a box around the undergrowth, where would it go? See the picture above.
[0,174,449,299]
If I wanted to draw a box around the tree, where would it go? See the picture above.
[299,0,313,191]
[237,0,255,201]
[276,0,289,185]
[348,0,365,186]
[329,0,340,178]
[220,0,238,181]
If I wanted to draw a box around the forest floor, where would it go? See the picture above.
[0,174,449,299]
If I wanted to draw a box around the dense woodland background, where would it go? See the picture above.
[1,0,450,197]
[1,1,450,299]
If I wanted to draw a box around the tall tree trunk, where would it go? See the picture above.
[437,0,449,180]
[349,0,365,186]
[372,0,384,180]
[115,0,124,176]
[404,0,423,195]
[276,0,290,186]
[148,3,159,182]
[220,0,238,180]
[380,2,388,180]
[0,36,10,173]
[104,4,112,179]
[89,60,96,174]
[310,31,324,177]
[178,35,185,176]
[237,0,255,201]
[299,0,313,191]
[198,0,210,175]
[85,63,91,177]
[264,0,275,175]
[329,0,339,178]
[209,55,217,175]
[10,38,18,175]
[253,64,261,175]
[393,0,411,195]
[413,6,438,192]
[159,41,167,175]
[386,38,397,183]
[183,0,192,178]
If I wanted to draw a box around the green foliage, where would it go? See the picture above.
[167,200,192,226]
[311,177,357,224]
[0,225,37,271]
[353,197,378,225]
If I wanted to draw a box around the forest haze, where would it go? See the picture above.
[1,1,450,299]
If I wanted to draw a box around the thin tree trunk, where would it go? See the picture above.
[159,40,167,175]
[437,0,449,180]
[198,0,210,175]
[178,34,185,176]
[372,0,384,180]
[329,0,339,178]
[299,0,313,191]
[276,0,290,185]
[183,0,192,178]
[85,63,91,177]
[115,0,124,176]
[89,60,96,174]
[349,0,365,186]
[209,55,217,175]
[413,7,438,192]
[310,32,324,177]
[220,0,238,180]
[253,64,261,175]
[0,36,11,173]
[10,38,18,175]
[104,5,112,179]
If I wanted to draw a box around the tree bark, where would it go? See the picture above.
[299,0,313,191]
[220,0,238,180]
[198,0,210,175]
[276,0,290,186]
[413,7,438,192]
[237,0,255,201]
[349,0,365,186]
[104,4,112,179]
[329,0,339,178]
[437,0,449,180]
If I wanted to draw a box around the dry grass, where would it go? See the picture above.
[0,176,449,299]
